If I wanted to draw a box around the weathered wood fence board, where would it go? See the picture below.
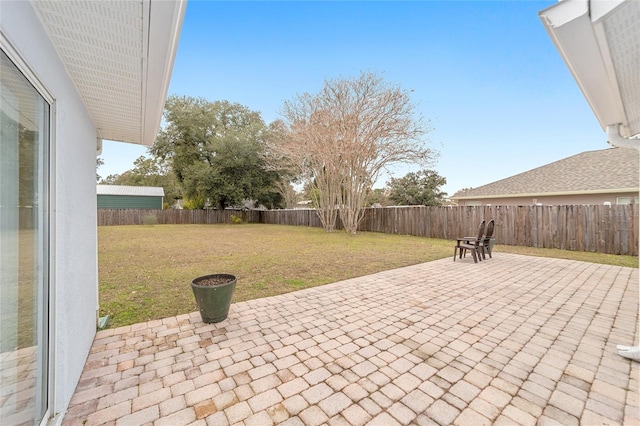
[97,209,260,226]
[98,204,639,256]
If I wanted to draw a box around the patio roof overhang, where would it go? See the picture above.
[32,0,186,147]
[539,0,640,143]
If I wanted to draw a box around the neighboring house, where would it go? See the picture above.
[97,185,165,209]
[295,200,313,209]
[0,2,185,425]
[451,148,639,206]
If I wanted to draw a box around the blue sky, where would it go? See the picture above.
[99,0,608,197]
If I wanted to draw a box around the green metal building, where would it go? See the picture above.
[97,185,165,209]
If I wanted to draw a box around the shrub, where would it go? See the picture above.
[182,196,205,210]
[142,214,158,225]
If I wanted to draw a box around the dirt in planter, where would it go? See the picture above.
[195,276,234,287]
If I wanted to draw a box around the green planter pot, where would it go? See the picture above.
[191,274,237,323]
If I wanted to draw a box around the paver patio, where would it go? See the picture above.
[62,253,639,425]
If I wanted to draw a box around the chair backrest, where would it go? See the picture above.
[475,220,486,240]
[484,219,495,239]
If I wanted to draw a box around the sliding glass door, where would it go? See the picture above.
[0,48,50,426]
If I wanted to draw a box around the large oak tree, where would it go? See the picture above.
[151,96,285,210]
[387,169,447,206]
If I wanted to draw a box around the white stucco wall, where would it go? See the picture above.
[1,1,98,418]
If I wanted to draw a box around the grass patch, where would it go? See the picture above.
[99,224,637,327]
[496,244,638,268]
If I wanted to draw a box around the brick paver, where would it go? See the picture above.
[61,254,638,425]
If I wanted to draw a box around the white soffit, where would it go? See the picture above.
[32,0,186,146]
[539,0,640,138]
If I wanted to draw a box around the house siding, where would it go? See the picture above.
[2,1,99,418]
[457,191,639,206]
[97,194,163,209]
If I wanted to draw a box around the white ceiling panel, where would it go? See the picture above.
[540,0,640,139]
[603,2,640,137]
[32,0,186,146]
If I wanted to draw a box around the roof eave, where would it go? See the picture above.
[538,0,636,138]
[33,0,186,147]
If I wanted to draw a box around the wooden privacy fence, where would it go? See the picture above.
[360,205,638,256]
[98,208,260,226]
[98,204,639,256]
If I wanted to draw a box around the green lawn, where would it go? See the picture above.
[98,224,638,328]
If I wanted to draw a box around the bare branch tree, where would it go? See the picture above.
[272,101,344,231]
[272,71,436,233]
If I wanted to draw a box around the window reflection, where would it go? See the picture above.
[0,48,50,426]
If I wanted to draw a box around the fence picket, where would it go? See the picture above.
[97,205,639,256]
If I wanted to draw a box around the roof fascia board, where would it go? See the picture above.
[141,0,187,146]
[452,187,639,200]
[539,0,628,136]
[539,0,588,27]
[141,0,150,146]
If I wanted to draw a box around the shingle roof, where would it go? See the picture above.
[452,147,639,199]
[97,185,165,197]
